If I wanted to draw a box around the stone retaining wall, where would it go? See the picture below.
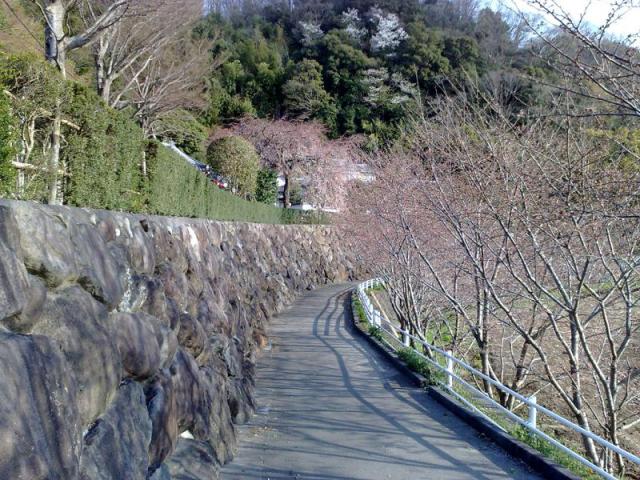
[0,200,360,480]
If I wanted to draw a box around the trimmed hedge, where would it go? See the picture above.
[147,143,316,224]
[0,90,16,197]
[64,83,146,212]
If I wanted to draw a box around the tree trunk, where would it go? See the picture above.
[95,36,112,103]
[283,175,291,208]
[48,99,63,205]
[569,316,601,465]
[101,77,113,104]
[44,1,67,77]
[44,1,67,205]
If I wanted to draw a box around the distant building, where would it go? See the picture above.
[344,163,375,183]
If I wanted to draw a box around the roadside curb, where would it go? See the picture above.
[349,290,581,480]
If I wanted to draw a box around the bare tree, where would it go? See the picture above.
[346,154,461,352]
[521,0,640,118]
[123,37,211,138]
[348,79,640,473]
[31,0,131,203]
[413,92,640,473]
[85,0,210,109]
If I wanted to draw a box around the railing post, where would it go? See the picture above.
[403,330,410,347]
[528,395,537,430]
[446,350,454,389]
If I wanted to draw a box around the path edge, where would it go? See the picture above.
[348,289,581,480]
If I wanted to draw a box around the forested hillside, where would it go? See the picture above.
[197,0,540,146]
[0,0,545,214]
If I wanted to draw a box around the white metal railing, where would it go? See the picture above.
[356,279,640,480]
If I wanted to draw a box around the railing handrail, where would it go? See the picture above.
[356,278,639,480]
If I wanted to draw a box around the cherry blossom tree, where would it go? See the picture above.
[233,118,357,209]
[369,7,408,54]
[347,90,640,474]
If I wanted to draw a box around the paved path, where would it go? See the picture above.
[222,284,544,480]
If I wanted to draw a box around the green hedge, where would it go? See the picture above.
[147,143,319,224]
[64,83,146,212]
[0,90,17,197]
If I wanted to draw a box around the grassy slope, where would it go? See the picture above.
[0,0,42,56]
[0,1,91,84]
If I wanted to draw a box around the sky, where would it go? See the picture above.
[489,0,640,38]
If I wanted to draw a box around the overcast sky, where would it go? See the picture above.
[489,0,640,37]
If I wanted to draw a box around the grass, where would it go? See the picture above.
[511,426,605,480]
[446,377,611,479]
[365,284,385,293]
[440,375,610,479]
[397,347,445,385]
[368,325,384,341]
[352,293,368,324]
[0,1,43,57]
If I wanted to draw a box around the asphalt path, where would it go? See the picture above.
[222,284,544,480]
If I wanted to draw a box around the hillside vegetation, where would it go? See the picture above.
[0,1,317,224]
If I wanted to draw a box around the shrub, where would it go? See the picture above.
[0,91,16,196]
[206,136,259,198]
[256,168,278,204]
[397,348,438,384]
[155,109,208,161]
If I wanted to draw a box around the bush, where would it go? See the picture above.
[256,168,278,204]
[0,91,16,196]
[397,348,439,384]
[155,109,209,161]
[206,136,259,198]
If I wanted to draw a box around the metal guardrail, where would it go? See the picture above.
[356,279,640,480]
